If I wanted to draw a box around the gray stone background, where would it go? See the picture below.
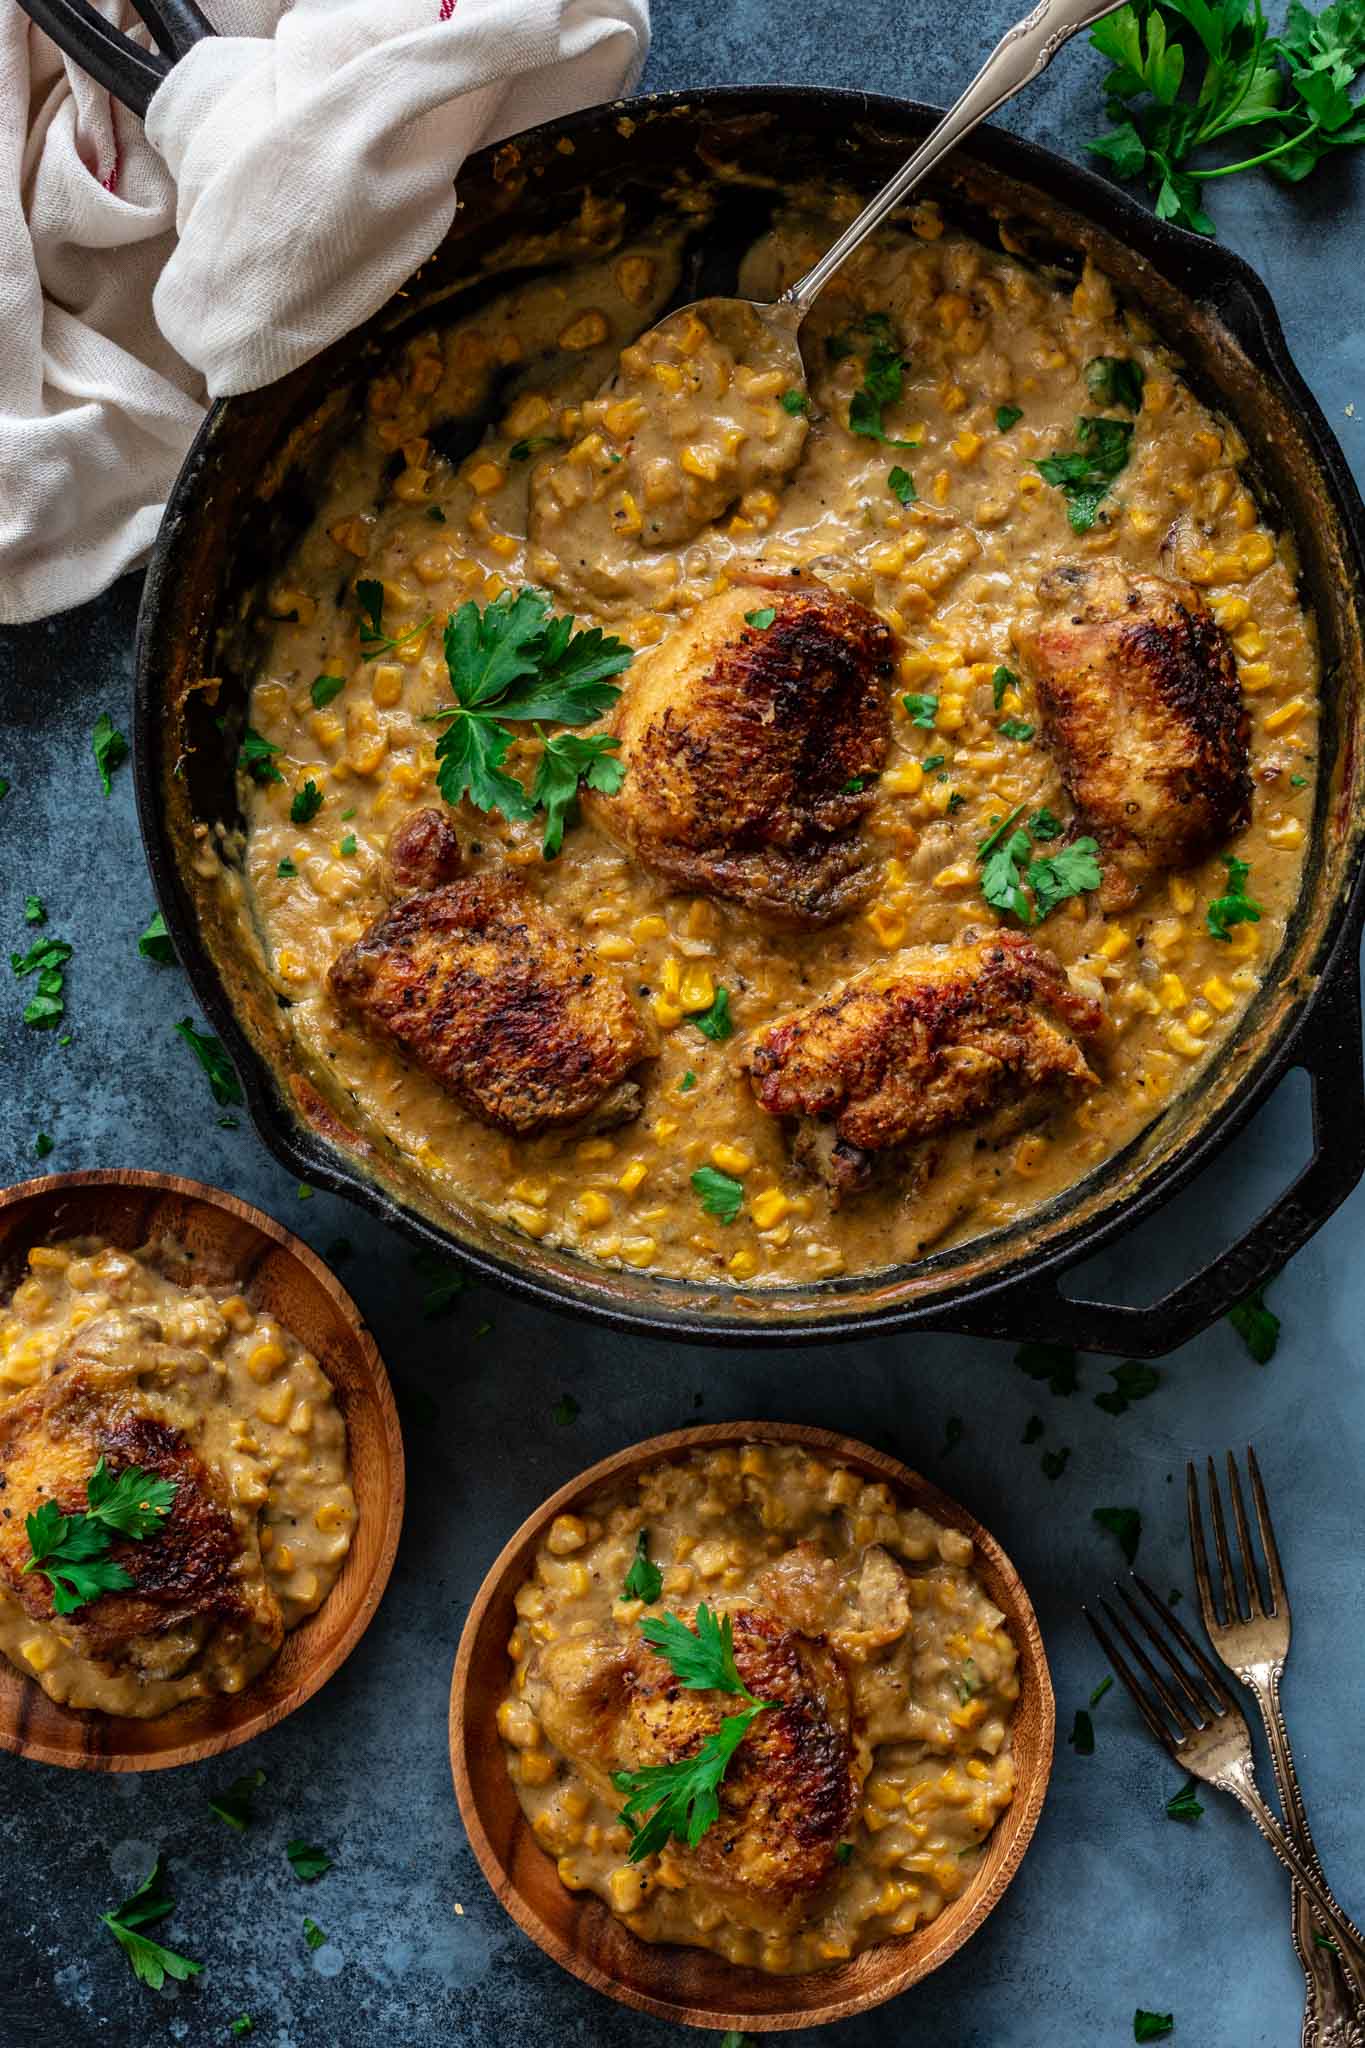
[3,3,1365,2043]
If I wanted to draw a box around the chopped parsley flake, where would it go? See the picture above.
[287,1840,333,1883]
[780,388,810,414]
[24,894,45,925]
[996,404,1024,432]
[11,934,72,1030]
[1016,1341,1080,1395]
[1095,1359,1160,1415]
[1166,1778,1204,1823]
[1206,854,1262,941]
[679,1070,697,1092]
[744,607,777,630]
[303,1919,327,1951]
[310,674,345,709]
[991,665,1018,709]
[902,692,938,729]
[137,911,175,965]
[1068,1708,1095,1754]
[693,987,733,1042]
[1036,414,1135,531]
[1085,356,1145,413]
[1229,1280,1280,1362]
[1134,2013,1173,2043]
[623,1529,663,1603]
[291,780,323,825]
[887,465,917,503]
[552,1392,580,1426]
[1093,1505,1142,1565]
[239,727,284,784]
[998,717,1035,742]
[339,833,357,856]
[92,713,130,796]
[174,1017,243,1107]
[691,1166,744,1224]
[209,1769,265,1832]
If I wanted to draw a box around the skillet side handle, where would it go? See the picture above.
[949,961,1365,1359]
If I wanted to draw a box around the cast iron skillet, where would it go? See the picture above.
[120,84,1365,1355]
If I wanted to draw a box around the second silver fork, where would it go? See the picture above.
[1190,1448,1365,2048]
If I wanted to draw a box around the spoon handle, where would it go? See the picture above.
[782,0,1128,315]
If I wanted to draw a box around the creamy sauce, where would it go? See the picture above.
[499,1444,1019,1974]
[0,1239,355,1716]
[232,199,1317,1287]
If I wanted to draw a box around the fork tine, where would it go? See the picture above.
[1084,1605,1179,1756]
[1098,1596,1198,1735]
[1186,1460,1219,1636]
[1246,1444,1286,1618]
[1206,1454,1243,1622]
[1225,1450,1266,1619]
[1130,1571,1237,1711]
[1113,1582,1221,1722]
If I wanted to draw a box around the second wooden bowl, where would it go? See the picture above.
[450,1422,1054,2031]
[0,1171,404,1771]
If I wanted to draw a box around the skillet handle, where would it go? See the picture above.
[17,0,214,119]
[949,956,1365,1358]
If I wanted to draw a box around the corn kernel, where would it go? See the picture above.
[246,1341,287,1383]
[468,460,505,496]
[619,1237,658,1267]
[1213,596,1250,629]
[510,1178,549,1207]
[631,914,669,943]
[576,1190,612,1226]
[507,393,553,437]
[1240,532,1275,573]
[681,445,719,480]
[1201,975,1235,1013]
[371,663,404,708]
[1158,973,1188,1010]
[727,1249,758,1280]
[1169,876,1196,914]
[20,1635,58,1674]
[884,759,923,796]
[652,995,683,1028]
[751,1188,792,1231]
[510,1207,551,1238]
[1185,1007,1214,1037]
[1268,816,1304,849]
[615,253,656,305]
[1098,926,1130,961]
[871,542,905,575]
[678,965,715,1012]
[710,1141,752,1176]
[517,1750,556,1786]
[596,935,634,961]
[1167,1023,1205,1058]
[1239,660,1273,693]
[617,1161,648,1194]
[952,430,983,464]
[866,902,908,946]
[1013,1134,1048,1177]
[1264,696,1308,732]
[546,1513,588,1555]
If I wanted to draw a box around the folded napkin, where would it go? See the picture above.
[0,0,649,626]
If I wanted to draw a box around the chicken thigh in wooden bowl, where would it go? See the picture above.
[449,1422,1052,2028]
[0,1173,403,1771]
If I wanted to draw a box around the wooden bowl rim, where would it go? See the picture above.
[0,1169,405,1772]
[449,1420,1055,2030]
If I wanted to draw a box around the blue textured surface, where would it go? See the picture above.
[3,8,1365,2045]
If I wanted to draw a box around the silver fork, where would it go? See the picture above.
[1190,1449,1365,2048]
[1085,1576,1365,2005]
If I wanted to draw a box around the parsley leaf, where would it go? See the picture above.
[1016,1341,1081,1395]
[996,404,1024,432]
[980,812,1102,924]
[339,833,357,856]
[277,857,297,878]
[138,911,175,965]
[679,1069,697,1092]
[25,894,45,925]
[1086,355,1146,412]
[780,388,810,414]
[174,1017,244,1107]
[101,1857,202,1991]
[1028,806,1064,841]
[23,1455,177,1613]
[412,1251,467,1319]
[1027,839,1103,916]
[1093,1504,1143,1565]
[623,1530,664,1603]
[355,578,431,660]
[86,1457,179,1537]
[239,727,284,784]
[287,1840,333,1882]
[1229,1279,1280,1361]
[291,780,323,825]
[311,673,345,708]
[744,607,777,629]
[509,435,563,461]
[92,713,129,797]
[981,826,1034,922]
[1042,1445,1072,1480]
[532,731,625,858]
[848,334,919,446]
[304,1918,327,1950]
[1037,415,1135,530]
[998,717,1035,742]
[1207,853,1262,939]
[1069,1708,1096,1754]
[12,934,73,1030]
[1090,1675,1114,1707]
[231,2020,254,2037]
[694,987,733,1041]
[834,1841,854,1864]
[1166,1777,1204,1822]
[35,1132,53,1158]
[1095,1359,1160,1414]
[887,465,917,503]
[552,1392,580,1426]
[209,1769,265,1832]
[1134,2012,1174,2042]
[903,692,938,729]
[1023,1415,1045,1444]
[640,1603,756,1696]
[992,664,1018,709]
[691,1166,744,1224]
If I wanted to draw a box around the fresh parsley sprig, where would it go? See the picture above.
[623,1529,664,1604]
[423,590,632,858]
[1037,415,1136,531]
[101,1857,203,1991]
[612,1605,777,1863]
[23,1456,177,1614]
[977,807,1102,923]
[1206,852,1262,939]
[355,579,431,659]
[846,317,920,447]
[1087,0,1365,238]
[691,1166,744,1224]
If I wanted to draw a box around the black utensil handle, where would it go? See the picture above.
[17,0,214,119]
[956,957,1365,1358]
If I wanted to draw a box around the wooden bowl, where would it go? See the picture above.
[0,1171,404,1771]
[450,1422,1054,2031]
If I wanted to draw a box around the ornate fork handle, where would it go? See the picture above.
[1217,1757,1365,2009]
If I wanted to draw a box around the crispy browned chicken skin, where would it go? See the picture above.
[584,578,894,926]
[745,933,1104,1196]
[328,870,651,1136]
[386,806,462,894]
[0,1360,280,1667]
[1017,561,1251,910]
[538,1607,855,1928]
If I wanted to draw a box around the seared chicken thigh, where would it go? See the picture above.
[328,871,651,1136]
[1017,562,1251,909]
[538,1607,856,1927]
[745,933,1104,1196]
[584,578,894,926]
[0,1352,281,1672]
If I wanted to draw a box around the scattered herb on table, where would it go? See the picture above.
[101,1857,203,1990]
[1095,1359,1161,1414]
[92,713,129,796]
[1134,2012,1174,2043]
[903,692,938,729]
[303,1919,328,1951]
[0,775,8,798]
[888,465,917,503]
[291,780,323,825]
[1016,1341,1081,1395]
[287,1840,333,1882]
[744,607,777,629]
[1069,1708,1096,1754]
[1042,1445,1072,1481]
[423,589,631,858]
[848,332,920,447]
[24,894,45,925]
[992,664,1018,709]
[1090,1675,1114,1707]
[612,1605,777,1861]
[34,1132,54,1158]
[1087,0,1365,239]
[1206,853,1262,940]
[623,1530,664,1604]
[23,1455,177,1613]
[11,933,72,1029]
[1023,1415,1045,1444]
[1314,1932,1342,1954]
[174,1017,244,1108]
[1036,414,1135,531]
[355,578,432,659]
[1166,1777,1204,1822]
[996,404,1024,432]
[941,1415,965,1456]
[311,673,346,708]
[691,1166,744,1224]
[209,1769,265,1832]
[1229,1279,1280,1361]
[231,2020,254,2038]
[1094,1504,1143,1565]
[553,1393,580,1426]
[138,911,175,965]
[1085,355,1146,412]
[411,1250,466,1318]
[693,986,733,1042]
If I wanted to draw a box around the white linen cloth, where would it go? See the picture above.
[0,0,649,625]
